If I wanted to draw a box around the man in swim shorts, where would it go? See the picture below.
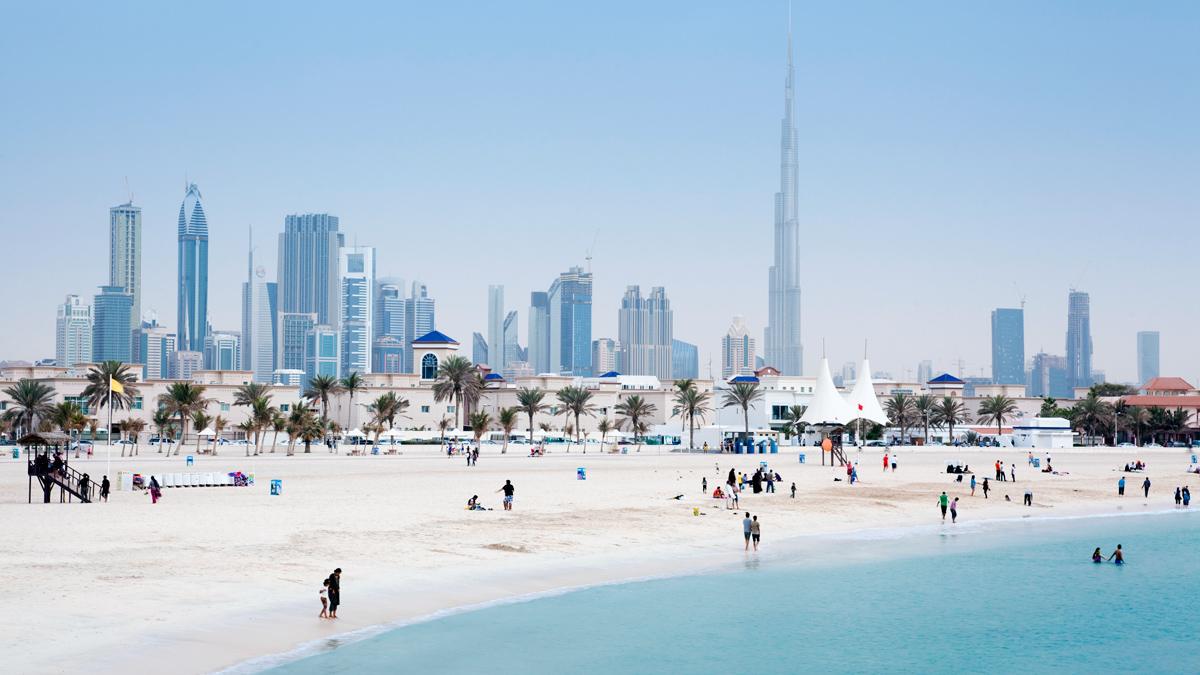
[750,515,761,551]
[498,479,515,511]
[743,512,752,551]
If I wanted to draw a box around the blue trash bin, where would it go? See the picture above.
[770,439,778,454]
[270,479,282,496]
[186,455,194,467]
[11,448,19,459]
[1032,457,1041,468]
[372,446,380,455]
[577,467,587,480]
[798,453,806,464]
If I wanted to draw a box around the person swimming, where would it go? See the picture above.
[1092,547,1103,563]
[1107,544,1124,565]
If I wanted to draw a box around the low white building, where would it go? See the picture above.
[1012,417,1073,449]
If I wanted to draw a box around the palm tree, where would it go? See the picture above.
[250,397,277,455]
[2,379,56,438]
[556,385,597,448]
[1069,393,1112,446]
[124,417,146,456]
[233,382,270,407]
[158,382,208,456]
[116,418,132,457]
[50,401,87,453]
[913,394,937,444]
[339,372,365,430]
[977,395,1020,440]
[615,395,657,450]
[469,410,493,446]
[210,415,226,455]
[497,407,519,454]
[931,397,969,444]
[1165,408,1191,445]
[287,402,315,454]
[781,405,808,442]
[436,416,451,443]
[515,387,550,444]
[87,417,99,444]
[721,382,763,439]
[152,408,172,453]
[296,410,325,454]
[597,417,613,450]
[191,411,212,455]
[367,392,409,433]
[236,420,256,450]
[672,383,712,449]
[884,393,917,444]
[1125,405,1149,446]
[81,361,139,420]
[270,413,287,453]
[431,356,481,430]
[304,374,341,427]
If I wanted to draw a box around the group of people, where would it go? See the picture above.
[741,512,762,551]
[1116,476,1152,497]
[937,492,960,523]
[1092,546,1124,565]
[318,568,342,619]
[994,460,1015,482]
[1173,486,1192,507]
[1122,460,1147,472]
[882,452,898,471]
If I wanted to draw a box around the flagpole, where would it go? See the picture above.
[107,385,112,481]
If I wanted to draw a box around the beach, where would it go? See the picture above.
[2,444,1196,673]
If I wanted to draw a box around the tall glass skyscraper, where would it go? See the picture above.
[109,202,141,330]
[548,266,592,376]
[276,314,315,372]
[339,246,375,375]
[1066,290,1093,390]
[527,291,550,374]
[721,316,756,379]
[1137,331,1160,386]
[990,308,1025,385]
[764,25,804,376]
[241,235,279,383]
[671,339,698,380]
[502,310,519,368]
[204,332,242,371]
[93,285,133,363]
[56,294,93,367]
[403,282,435,373]
[278,214,343,326]
[177,183,209,352]
[617,285,673,380]
[487,285,505,371]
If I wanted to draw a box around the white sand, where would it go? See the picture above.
[2,444,1195,673]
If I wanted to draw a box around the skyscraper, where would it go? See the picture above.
[1066,290,1093,390]
[339,246,375,376]
[93,285,133,363]
[278,214,343,325]
[204,331,242,371]
[991,308,1025,385]
[591,338,618,375]
[372,336,404,374]
[177,183,209,353]
[134,320,177,379]
[764,25,803,376]
[241,233,279,383]
[671,339,698,380]
[403,281,435,373]
[548,266,593,376]
[472,332,488,366]
[1137,331,1160,386]
[374,279,406,340]
[276,313,315,373]
[487,285,505,371]
[109,202,141,332]
[721,316,756,379]
[617,285,673,380]
[55,294,93,367]
[502,310,519,368]
[528,291,550,374]
[305,325,340,380]
[917,360,934,385]
[1030,352,1071,399]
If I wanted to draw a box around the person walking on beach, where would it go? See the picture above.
[1142,477,1151,498]
[732,487,739,509]
[938,492,949,521]
[970,474,977,496]
[1118,476,1125,496]
[498,480,516,511]
[1176,487,1183,506]
[743,512,753,551]
[148,475,162,504]
[883,452,889,472]
[950,497,959,523]
[1183,486,1191,507]
[790,482,796,499]
[750,515,761,551]
[702,476,708,493]
[1010,463,1016,482]
[326,569,342,618]
[982,478,990,499]
[319,578,330,618]
[100,475,110,502]
[1024,488,1033,506]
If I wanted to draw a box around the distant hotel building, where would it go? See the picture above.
[502,310,519,369]
[170,350,204,380]
[1066,290,1093,389]
[339,246,375,375]
[472,332,488,365]
[55,295,93,367]
[917,360,933,385]
[372,336,404,374]
[109,202,142,332]
[276,313,315,373]
[721,316,756,379]
[548,267,592,376]
[991,307,1025,385]
[591,338,617,375]
[373,279,406,372]
[204,332,242,372]
[241,233,278,383]
[617,285,672,380]
[177,183,209,353]
[93,285,133,363]
[1137,331,1160,386]
[278,213,343,326]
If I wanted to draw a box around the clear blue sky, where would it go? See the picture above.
[1,1,1197,383]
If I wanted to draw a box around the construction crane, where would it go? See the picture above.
[1012,281,1026,310]
[585,230,598,273]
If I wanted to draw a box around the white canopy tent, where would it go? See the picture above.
[844,358,890,425]
[800,358,857,426]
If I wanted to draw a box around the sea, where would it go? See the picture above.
[263,511,1199,674]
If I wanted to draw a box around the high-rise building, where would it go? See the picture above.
[472,332,489,366]
[487,285,505,371]
[204,332,242,371]
[339,246,375,376]
[170,350,204,380]
[305,324,340,380]
[109,202,141,332]
[374,279,406,339]
[548,266,592,376]
[177,183,209,352]
[93,285,133,363]
[671,339,698,380]
[403,282,435,373]
[917,360,934,385]
[241,230,278,382]
[1066,290,1093,390]
[1137,331,1160,386]
[721,315,756,379]
[56,295,93,367]
[1029,352,1071,399]
[276,313,316,373]
[990,308,1025,385]
[592,338,618,375]
[134,321,177,379]
[528,291,550,374]
[841,362,857,385]
[278,213,343,326]
[372,336,404,374]
[764,25,803,376]
[617,285,673,380]
[502,310,519,369]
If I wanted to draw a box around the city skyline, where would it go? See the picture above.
[3,3,1198,382]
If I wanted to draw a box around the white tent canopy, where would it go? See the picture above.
[197,428,216,437]
[844,358,890,425]
[800,358,857,425]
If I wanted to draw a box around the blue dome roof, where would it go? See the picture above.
[598,370,621,378]
[412,330,458,345]
[483,373,504,381]
[928,373,963,384]
[730,375,760,383]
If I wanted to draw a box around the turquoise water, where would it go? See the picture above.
[269,513,1199,674]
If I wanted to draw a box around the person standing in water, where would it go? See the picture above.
[1107,545,1125,565]
[742,512,752,551]
[950,497,959,523]
[1176,487,1183,506]
[1092,548,1104,563]
[750,515,761,551]
[327,568,342,618]
[938,492,949,521]
[1183,486,1192,507]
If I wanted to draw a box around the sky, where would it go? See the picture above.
[1,1,1197,383]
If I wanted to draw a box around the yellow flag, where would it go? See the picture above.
[109,376,124,395]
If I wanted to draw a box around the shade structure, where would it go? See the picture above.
[344,428,366,438]
[800,358,857,426]
[380,427,405,438]
[844,358,890,425]
[196,428,216,437]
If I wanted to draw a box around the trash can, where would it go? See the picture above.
[270,479,282,496]
[1031,458,1041,468]
[577,467,587,480]
[798,453,806,464]
[372,446,380,455]
[11,448,18,459]
[186,455,194,467]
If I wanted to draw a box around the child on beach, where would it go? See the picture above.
[319,579,329,618]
